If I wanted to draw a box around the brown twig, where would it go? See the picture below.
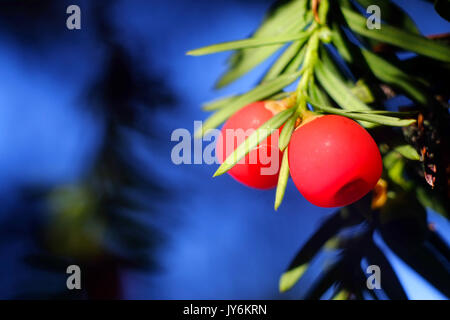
[312,0,321,24]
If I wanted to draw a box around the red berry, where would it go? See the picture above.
[216,101,283,189]
[288,115,382,207]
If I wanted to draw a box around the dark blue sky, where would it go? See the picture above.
[0,0,449,299]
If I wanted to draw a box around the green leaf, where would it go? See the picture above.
[383,152,412,189]
[330,21,430,105]
[263,39,306,82]
[269,91,294,100]
[323,236,342,250]
[394,145,420,160]
[308,97,416,127]
[359,49,430,105]
[216,9,312,88]
[279,264,308,292]
[416,186,448,218]
[213,108,295,177]
[332,289,350,300]
[248,0,308,39]
[322,43,378,105]
[278,114,297,151]
[217,44,286,89]
[287,44,307,72]
[308,83,332,107]
[383,150,400,169]
[350,79,375,104]
[203,91,296,112]
[342,7,450,62]
[330,21,353,63]
[187,32,311,56]
[348,110,418,116]
[274,148,290,211]
[202,95,237,111]
[314,57,415,126]
[309,83,411,117]
[332,19,430,105]
[318,0,330,24]
[195,71,301,138]
[319,45,349,85]
[315,58,371,112]
[314,58,376,127]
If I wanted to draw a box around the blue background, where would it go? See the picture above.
[0,0,448,299]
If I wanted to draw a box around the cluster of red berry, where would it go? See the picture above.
[216,101,382,207]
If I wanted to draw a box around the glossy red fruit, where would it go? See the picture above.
[216,101,283,189]
[288,115,382,207]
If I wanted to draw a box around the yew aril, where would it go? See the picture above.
[216,101,283,189]
[288,115,382,207]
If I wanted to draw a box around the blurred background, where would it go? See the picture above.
[0,0,448,299]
